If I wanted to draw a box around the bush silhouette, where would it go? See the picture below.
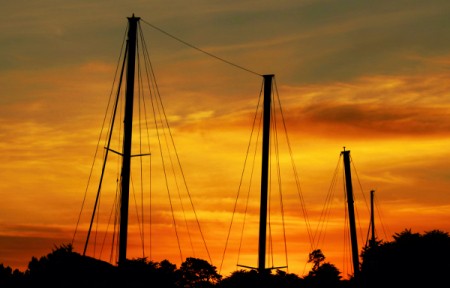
[360,229,450,288]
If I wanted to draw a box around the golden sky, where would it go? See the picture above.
[1,0,450,278]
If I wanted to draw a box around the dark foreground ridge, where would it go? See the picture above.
[1,229,449,288]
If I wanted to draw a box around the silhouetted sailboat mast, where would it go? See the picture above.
[118,15,139,267]
[258,74,273,273]
[80,14,298,273]
[370,190,375,247]
[82,14,143,267]
[235,74,289,273]
[342,148,360,277]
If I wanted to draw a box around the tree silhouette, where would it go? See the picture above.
[178,257,221,288]
[308,249,325,271]
[2,229,449,287]
[360,229,450,288]
[304,249,342,288]
[218,269,261,288]
[0,263,26,287]
[27,243,116,288]
[218,269,303,288]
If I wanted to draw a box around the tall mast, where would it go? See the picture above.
[118,15,140,267]
[258,74,274,273]
[341,149,360,277]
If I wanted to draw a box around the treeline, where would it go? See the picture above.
[1,229,449,288]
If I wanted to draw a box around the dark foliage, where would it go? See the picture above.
[178,257,221,288]
[0,264,26,288]
[27,243,117,288]
[360,229,450,288]
[218,269,304,288]
[0,244,218,288]
[303,249,343,288]
[2,229,449,287]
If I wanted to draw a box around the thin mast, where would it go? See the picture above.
[341,149,360,277]
[370,189,375,246]
[258,74,274,273]
[118,15,140,267]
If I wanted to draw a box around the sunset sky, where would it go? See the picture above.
[1,0,450,278]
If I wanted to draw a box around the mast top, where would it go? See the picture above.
[128,14,140,21]
[341,147,350,154]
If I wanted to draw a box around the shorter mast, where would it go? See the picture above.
[370,189,376,246]
[341,148,360,277]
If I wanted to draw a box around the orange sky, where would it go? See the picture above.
[1,0,450,278]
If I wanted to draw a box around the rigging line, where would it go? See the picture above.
[113,100,124,263]
[267,117,273,269]
[227,79,263,270]
[269,95,276,266]
[375,194,390,240]
[99,178,120,260]
[145,92,153,260]
[138,24,155,259]
[138,24,183,262]
[93,184,102,257]
[139,22,200,256]
[159,103,196,257]
[137,42,146,256]
[135,40,146,257]
[268,147,273,268]
[131,173,145,258]
[353,195,366,247]
[152,78,184,262]
[272,89,289,271]
[130,169,145,257]
[112,183,122,263]
[220,80,264,272]
[93,55,126,258]
[315,161,338,251]
[302,156,340,276]
[142,31,197,257]
[137,38,156,257]
[316,156,341,252]
[140,29,196,260]
[237,96,263,268]
[312,155,341,250]
[273,78,313,247]
[150,82,184,263]
[236,137,257,269]
[350,155,370,212]
[146,59,212,264]
[156,108,211,262]
[270,98,281,268]
[140,18,262,77]
[349,156,368,245]
[72,24,128,245]
[144,54,184,263]
[83,42,128,256]
[228,90,261,269]
[273,79,299,270]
